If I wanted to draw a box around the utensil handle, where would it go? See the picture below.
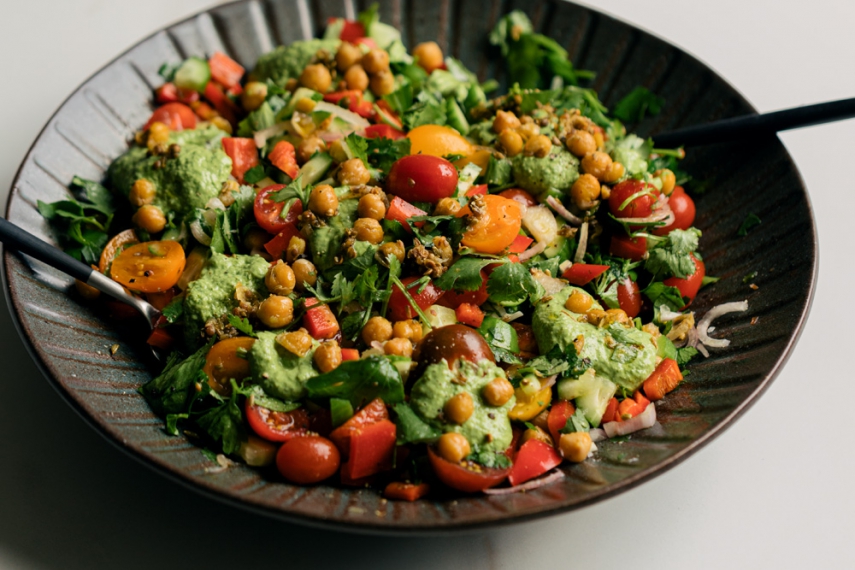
[653,97,855,147]
[0,217,93,282]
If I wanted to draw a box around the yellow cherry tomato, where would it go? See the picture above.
[407,124,473,157]
[508,386,553,422]
[454,148,492,172]
[110,241,185,293]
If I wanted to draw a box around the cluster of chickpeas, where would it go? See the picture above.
[564,289,632,328]
[332,42,396,96]
[255,259,318,329]
[493,110,554,160]
[273,328,343,373]
[360,315,423,357]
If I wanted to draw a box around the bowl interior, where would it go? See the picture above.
[2,0,815,532]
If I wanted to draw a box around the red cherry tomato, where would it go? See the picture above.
[387,276,444,321]
[253,185,303,234]
[653,186,696,235]
[145,102,197,131]
[386,155,459,203]
[498,188,538,209]
[663,255,705,303]
[609,234,648,261]
[562,263,609,286]
[245,400,310,442]
[609,180,659,219]
[616,279,642,318]
[427,447,510,493]
[276,435,341,484]
[436,271,488,309]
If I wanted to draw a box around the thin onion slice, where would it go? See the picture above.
[190,220,212,246]
[254,121,290,148]
[517,240,547,262]
[541,374,558,390]
[603,403,657,438]
[573,221,589,263]
[658,305,682,322]
[697,300,749,349]
[545,196,582,225]
[313,101,371,128]
[483,469,565,495]
[589,428,607,442]
[615,206,674,226]
[206,197,226,211]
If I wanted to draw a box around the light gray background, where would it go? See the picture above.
[0,1,852,568]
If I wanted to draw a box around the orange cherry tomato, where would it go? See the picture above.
[456,194,522,254]
[407,124,473,157]
[110,241,186,293]
[99,229,139,274]
[202,337,256,396]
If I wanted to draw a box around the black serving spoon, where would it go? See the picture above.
[652,96,855,147]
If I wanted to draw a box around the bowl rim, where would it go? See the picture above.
[1,0,818,534]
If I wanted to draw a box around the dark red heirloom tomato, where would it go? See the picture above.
[276,435,341,484]
[609,179,660,219]
[663,255,706,303]
[414,324,495,368]
[386,155,459,203]
[254,185,303,234]
[653,186,696,235]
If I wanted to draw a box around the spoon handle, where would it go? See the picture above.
[652,97,855,147]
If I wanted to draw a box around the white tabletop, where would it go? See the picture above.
[0,1,852,568]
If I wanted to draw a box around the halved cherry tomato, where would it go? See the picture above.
[562,263,609,286]
[407,124,473,157]
[547,399,575,445]
[653,186,696,235]
[263,223,302,259]
[246,401,310,442]
[427,447,510,493]
[364,123,405,140]
[465,184,487,198]
[253,184,303,234]
[387,276,444,321]
[610,234,648,261]
[386,155,459,203]
[203,82,239,126]
[436,270,488,309]
[609,179,660,219]
[222,137,259,183]
[511,322,538,355]
[155,83,199,105]
[268,140,299,179]
[617,279,642,318]
[208,51,245,89]
[455,303,484,328]
[456,194,522,254]
[642,358,683,401]
[340,419,397,482]
[276,435,341,484]
[303,303,340,340]
[663,255,705,303]
[326,17,367,42]
[384,482,430,502]
[203,337,256,396]
[385,196,427,233]
[145,102,196,131]
[415,324,495,368]
[507,439,562,487]
[498,188,538,209]
[110,241,185,293]
[329,398,389,459]
[99,229,139,273]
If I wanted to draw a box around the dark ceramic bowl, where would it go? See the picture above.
[2,0,816,533]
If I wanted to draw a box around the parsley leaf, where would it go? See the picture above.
[560,408,591,434]
[737,213,761,236]
[344,133,370,164]
[466,447,512,469]
[675,346,699,366]
[305,356,405,408]
[196,386,245,455]
[243,164,266,185]
[435,257,496,292]
[140,342,212,415]
[525,343,591,379]
[642,282,686,312]
[227,315,255,337]
[365,136,410,174]
[612,87,664,123]
[644,228,701,280]
[402,94,447,129]
[487,262,540,306]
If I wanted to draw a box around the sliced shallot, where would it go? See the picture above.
[697,300,749,348]
[603,402,657,438]
[517,239,547,262]
[545,196,582,225]
[589,428,607,442]
[573,221,589,263]
[190,220,212,246]
[483,469,565,495]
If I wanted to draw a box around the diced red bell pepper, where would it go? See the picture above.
[263,223,301,259]
[326,17,366,43]
[465,184,487,198]
[437,270,488,309]
[508,234,534,254]
[609,234,648,262]
[601,397,619,423]
[387,276,444,322]
[384,482,430,502]
[221,137,259,184]
[227,83,243,97]
[455,302,484,328]
[341,348,360,361]
[616,391,650,421]
[373,100,404,130]
[146,327,176,351]
[204,81,239,126]
[329,398,389,458]
[208,51,245,89]
[340,419,397,482]
[363,123,406,140]
[268,140,299,179]
[303,303,340,340]
[507,439,563,487]
[324,90,374,118]
[547,399,575,445]
[385,196,427,233]
[155,83,200,105]
[192,101,218,121]
[562,263,610,286]
[643,358,683,401]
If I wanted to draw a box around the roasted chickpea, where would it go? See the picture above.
[210,116,233,135]
[338,158,371,186]
[258,295,294,328]
[344,64,369,92]
[241,81,268,112]
[521,426,554,447]
[600,184,611,200]
[265,261,296,295]
[313,341,342,373]
[378,241,405,264]
[147,121,170,145]
[362,48,390,74]
[285,236,306,264]
[559,431,592,463]
[132,205,166,233]
[369,69,396,96]
[336,41,364,71]
[75,278,100,300]
[493,110,521,133]
[498,129,524,157]
[412,41,444,73]
[358,193,386,220]
[362,316,393,345]
[437,432,471,464]
[129,179,156,207]
[444,392,474,425]
[603,161,625,184]
[308,184,339,217]
[482,377,514,407]
[353,218,384,244]
[328,139,349,163]
[585,308,606,326]
[299,63,332,93]
[570,173,602,209]
[292,258,318,290]
[593,129,605,149]
[297,135,326,164]
[524,134,553,158]
[567,130,597,157]
[581,151,613,181]
[655,168,677,195]
[384,337,413,357]
[434,197,462,216]
[565,290,594,314]
[393,319,421,341]
[276,329,313,357]
[604,308,631,326]
[517,121,540,140]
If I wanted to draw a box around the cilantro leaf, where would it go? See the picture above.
[70,176,115,214]
[466,447,512,469]
[344,133,370,164]
[644,228,701,280]
[227,314,255,337]
[525,343,591,379]
[196,387,245,455]
[612,87,664,123]
[435,257,496,292]
[642,282,686,312]
[737,213,761,236]
[234,383,300,413]
[402,94,447,129]
[243,164,266,185]
[675,346,699,366]
[365,136,410,174]
[487,262,540,306]
[560,408,591,434]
